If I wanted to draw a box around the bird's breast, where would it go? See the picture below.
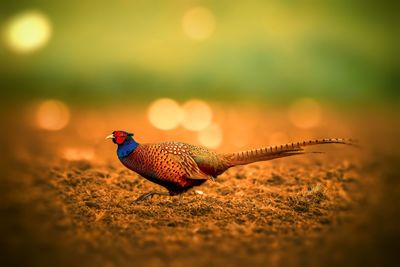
[119,145,200,190]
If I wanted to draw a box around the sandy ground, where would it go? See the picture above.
[1,104,399,267]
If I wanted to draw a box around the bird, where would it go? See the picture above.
[106,130,356,201]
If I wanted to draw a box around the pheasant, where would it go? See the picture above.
[106,130,355,201]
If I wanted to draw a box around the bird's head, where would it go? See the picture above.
[106,130,134,145]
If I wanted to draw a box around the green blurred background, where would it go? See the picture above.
[0,0,397,105]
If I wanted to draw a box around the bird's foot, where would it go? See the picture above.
[133,191,171,203]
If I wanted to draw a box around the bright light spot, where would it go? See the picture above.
[3,10,52,53]
[36,100,70,131]
[148,98,183,130]
[181,99,213,131]
[182,6,216,40]
[195,190,204,195]
[62,147,94,161]
[288,98,322,129]
[197,123,222,149]
[269,131,289,146]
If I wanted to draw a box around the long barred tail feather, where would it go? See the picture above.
[222,138,356,167]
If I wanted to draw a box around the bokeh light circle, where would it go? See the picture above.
[197,123,223,149]
[148,98,183,130]
[3,10,52,53]
[181,99,213,131]
[36,100,70,131]
[288,98,322,129]
[182,7,216,40]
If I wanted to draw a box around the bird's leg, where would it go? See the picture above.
[134,191,171,202]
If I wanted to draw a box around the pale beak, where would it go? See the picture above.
[105,134,114,140]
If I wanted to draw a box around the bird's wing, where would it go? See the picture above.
[166,152,214,180]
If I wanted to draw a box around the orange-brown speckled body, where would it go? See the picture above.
[120,142,228,194]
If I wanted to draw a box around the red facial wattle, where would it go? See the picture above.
[115,136,126,144]
[113,131,128,145]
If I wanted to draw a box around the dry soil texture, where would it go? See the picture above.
[1,106,399,267]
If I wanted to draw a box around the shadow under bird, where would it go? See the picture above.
[106,130,355,201]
